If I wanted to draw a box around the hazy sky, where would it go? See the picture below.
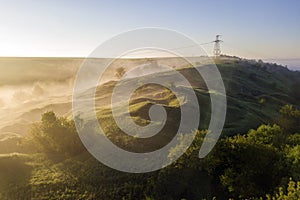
[0,0,299,59]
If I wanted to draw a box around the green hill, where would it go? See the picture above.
[93,56,300,140]
[0,56,299,199]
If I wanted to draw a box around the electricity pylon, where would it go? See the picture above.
[213,35,222,57]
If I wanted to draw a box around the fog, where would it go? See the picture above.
[0,56,208,135]
[0,58,83,134]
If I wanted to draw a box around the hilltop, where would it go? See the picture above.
[0,56,300,199]
[0,56,299,149]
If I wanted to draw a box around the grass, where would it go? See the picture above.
[0,56,299,199]
[95,57,299,138]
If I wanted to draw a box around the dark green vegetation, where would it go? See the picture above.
[0,57,300,199]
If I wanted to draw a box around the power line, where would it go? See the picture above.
[126,41,215,57]
[169,41,214,51]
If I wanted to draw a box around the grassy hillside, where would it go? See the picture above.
[93,56,300,140]
[1,56,298,137]
[0,56,299,199]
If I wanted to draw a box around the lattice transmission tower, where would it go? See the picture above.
[213,35,222,57]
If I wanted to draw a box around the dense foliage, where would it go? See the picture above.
[0,105,299,199]
[1,58,300,199]
[30,111,85,155]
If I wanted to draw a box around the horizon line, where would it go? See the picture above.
[0,55,299,60]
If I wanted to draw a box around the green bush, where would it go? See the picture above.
[30,111,85,155]
[266,179,300,200]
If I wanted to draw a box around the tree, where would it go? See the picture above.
[266,179,300,200]
[30,111,85,155]
[286,145,300,180]
[247,124,285,148]
[205,130,287,199]
[278,105,300,134]
[115,67,126,79]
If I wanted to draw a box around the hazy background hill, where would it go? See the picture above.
[0,56,299,150]
[0,56,300,199]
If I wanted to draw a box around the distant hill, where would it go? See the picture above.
[92,56,300,144]
[0,56,300,200]
[0,56,299,151]
[265,58,300,71]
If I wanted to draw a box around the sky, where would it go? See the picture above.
[0,0,299,60]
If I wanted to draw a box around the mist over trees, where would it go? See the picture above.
[1,58,300,199]
[30,111,85,155]
[15,105,299,199]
